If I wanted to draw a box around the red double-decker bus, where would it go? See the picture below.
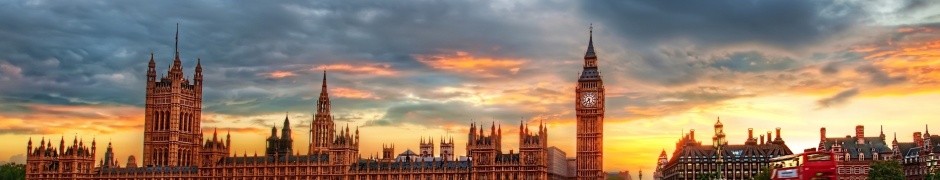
[769,149,838,180]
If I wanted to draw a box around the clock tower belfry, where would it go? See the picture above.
[575,25,605,180]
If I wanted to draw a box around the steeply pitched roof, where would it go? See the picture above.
[822,137,892,158]
[400,149,417,156]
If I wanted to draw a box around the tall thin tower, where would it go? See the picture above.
[575,25,605,179]
[309,71,335,153]
[144,23,204,167]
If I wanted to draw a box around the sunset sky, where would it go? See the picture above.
[2,0,940,179]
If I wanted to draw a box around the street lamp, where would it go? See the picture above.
[713,137,723,180]
[712,118,726,180]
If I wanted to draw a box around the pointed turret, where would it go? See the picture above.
[584,24,596,59]
[270,125,277,137]
[169,23,184,80]
[282,113,292,141]
[148,51,156,82]
[880,125,886,141]
[214,127,219,142]
[317,70,330,114]
[196,57,202,73]
[519,119,524,137]
[925,124,931,138]
[195,57,203,87]
[226,129,231,151]
[579,24,601,80]
[893,132,898,144]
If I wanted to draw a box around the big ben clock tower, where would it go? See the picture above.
[576,25,604,180]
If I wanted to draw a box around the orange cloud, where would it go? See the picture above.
[863,33,940,87]
[332,87,380,99]
[261,70,296,78]
[315,63,397,76]
[414,51,525,77]
[0,104,144,135]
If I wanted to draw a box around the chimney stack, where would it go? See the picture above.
[821,127,827,140]
[766,131,772,144]
[690,129,695,140]
[775,127,782,140]
[748,128,754,140]
[856,125,865,144]
[760,135,765,145]
[915,132,924,147]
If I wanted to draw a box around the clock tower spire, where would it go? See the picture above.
[575,24,605,180]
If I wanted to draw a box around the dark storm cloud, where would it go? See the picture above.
[582,0,870,88]
[0,0,569,121]
[709,51,800,72]
[816,88,860,109]
[581,0,864,50]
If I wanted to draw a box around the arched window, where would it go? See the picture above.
[164,111,170,130]
[182,112,188,132]
[160,111,170,130]
[154,111,161,131]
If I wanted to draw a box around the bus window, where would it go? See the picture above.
[806,154,831,161]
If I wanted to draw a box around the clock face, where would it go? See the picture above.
[581,92,597,107]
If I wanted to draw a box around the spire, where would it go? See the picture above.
[196,57,202,73]
[316,70,330,115]
[322,70,327,89]
[893,132,898,143]
[271,124,277,137]
[926,124,930,136]
[175,22,180,55]
[169,23,183,79]
[585,24,596,58]
[880,125,886,140]
[283,113,291,130]
[149,51,155,68]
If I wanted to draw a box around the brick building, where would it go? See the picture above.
[816,125,894,180]
[659,118,793,180]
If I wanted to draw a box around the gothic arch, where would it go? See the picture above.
[153,111,160,131]
[163,110,169,131]
[180,112,189,132]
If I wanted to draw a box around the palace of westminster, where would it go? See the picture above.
[22,26,608,180]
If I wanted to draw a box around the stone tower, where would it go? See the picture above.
[420,137,434,158]
[575,25,605,180]
[310,71,336,153]
[382,143,395,161]
[520,120,548,176]
[144,23,203,167]
[440,136,455,161]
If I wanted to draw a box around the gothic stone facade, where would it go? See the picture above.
[21,26,597,180]
[659,118,793,180]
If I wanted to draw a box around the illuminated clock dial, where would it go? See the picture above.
[581,92,597,107]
